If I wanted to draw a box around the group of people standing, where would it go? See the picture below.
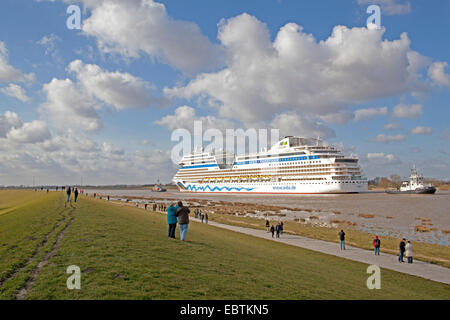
[166,201,190,241]
[398,238,414,263]
[266,220,283,238]
[65,186,79,205]
[194,209,208,224]
[165,203,212,241]
[338,229,414,263]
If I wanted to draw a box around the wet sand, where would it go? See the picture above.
[87,189,450,246]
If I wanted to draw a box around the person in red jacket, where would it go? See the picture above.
[373,236,381,255]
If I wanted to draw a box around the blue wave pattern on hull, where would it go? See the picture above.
[182,184,255,192]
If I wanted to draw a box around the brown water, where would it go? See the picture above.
[88,189,450,245]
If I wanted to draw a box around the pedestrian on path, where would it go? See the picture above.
[399,238,406,262]
[175,201,190,241]
[74,188,79,203]
[339,229,346,250]
[270,225,275,238]
[65,186,71,206]
[265,219,270,232]
[280,221,284,235]
[144,203,148,210]
[167,203,177,239]
[405,241,413,263]
[201,212,204,223]
[373,236,381,255]
[276,223,281,238]
[205,213,208,224]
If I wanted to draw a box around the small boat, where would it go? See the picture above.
[152,179,167,192]
[386,165,436,194]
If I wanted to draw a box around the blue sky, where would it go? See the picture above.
[0,0,449,185]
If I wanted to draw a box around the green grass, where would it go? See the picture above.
[0,190,449,299]
[209,213,450,268]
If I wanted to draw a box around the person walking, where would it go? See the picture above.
[399,238,406,262]
[167,203,178,239]
[270,225,275,238]
[201,212,204,223]
[65,186,71,206]
[275,223,281,238]
[339,229,346,250]
[205,213,208,224]
[175,201,190,241]
[153,203,156,211]
[265,219,270,232]
[280,221,284,235]
[405,241,413,263]
[74,188,79,203]
[144,203,148,210]
[373,236,381,255]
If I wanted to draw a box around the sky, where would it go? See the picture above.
[0,0,449,185]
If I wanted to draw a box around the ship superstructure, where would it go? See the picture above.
[387,165,436,194]
[173,136,368,194]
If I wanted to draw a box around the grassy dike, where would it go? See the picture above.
[0,190,448,299]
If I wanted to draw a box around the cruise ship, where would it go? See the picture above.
[173,136,368,194]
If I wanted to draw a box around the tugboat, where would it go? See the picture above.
[151,179,167,192]
[386,165,436,194]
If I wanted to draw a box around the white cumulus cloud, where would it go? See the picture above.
[0,41,35,83]
[357,0,411,16]
[41,60,167,132]
[0,111,22,137]
[367,152,399,163]
[155,105,235,132]
[0,84,30,102]
[6,120,51,144]
[428,61,450,88]
[392,103,422,119]
[411,126,433,135]
[41,78,103,132]
[369,133,406,143]
[166,14,424,130]
[354,106,388,122]
[81,0,224,73]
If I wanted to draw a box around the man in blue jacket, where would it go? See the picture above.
[167,203,178,239]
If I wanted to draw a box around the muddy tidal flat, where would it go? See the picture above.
[87,189,450,246]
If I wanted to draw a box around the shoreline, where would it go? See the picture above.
[86,188,450,247]
[89,191,450,268]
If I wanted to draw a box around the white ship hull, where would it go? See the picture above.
[176,180,367,194]
[174,136,368,195]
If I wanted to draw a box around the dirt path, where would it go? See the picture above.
[0,206,70,289]
[13,207,75,300]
